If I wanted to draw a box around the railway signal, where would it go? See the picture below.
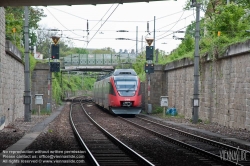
[51,44,59,59]
[51,36,60,59]
[145,38,154,61]
[50,62,60,72]
[145,63,154,73]
[146,46,154,60]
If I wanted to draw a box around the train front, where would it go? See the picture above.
[109,75,142,115]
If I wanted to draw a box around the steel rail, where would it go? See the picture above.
[138,116,250,154]
[119,116,248,166]
[70,102,100,166]
[80,102,155,166]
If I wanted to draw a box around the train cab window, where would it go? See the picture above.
[115,81,137,91]
[114,77,138,96]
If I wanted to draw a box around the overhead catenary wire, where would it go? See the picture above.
[156,10,186,38]
[87,2,120,46]
[89,4,115,31]
[48,6,186,23]
[42,5,204,51]
[44,6,197,47]
[156,13,193,31]
[46,8,85,38]
[155,26,188,41]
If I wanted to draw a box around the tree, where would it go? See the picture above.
[206,3,248,38]
[35,27,57,58]
[5,7,46,50]
[92,47,116,54]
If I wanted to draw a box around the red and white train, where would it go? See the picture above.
[93,69,142,115]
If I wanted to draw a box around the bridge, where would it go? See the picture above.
[61,53,137,72]
[0,0,164,6]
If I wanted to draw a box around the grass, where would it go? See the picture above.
[31,108,51,115]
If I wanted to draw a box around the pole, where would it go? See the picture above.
[156,49,158,64]
[141,35,143,53]
[147,73,151,114]
[193,3,200,124]
[38,105,40,117]
[24,6,31,122]
[153,16,156,63]
[61,71,63,100]
[48,58,51,112]
[136,26,138,56]
[163,106,165,117]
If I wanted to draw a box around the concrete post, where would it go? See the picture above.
[24,6,31,122]
[192,3,201,124]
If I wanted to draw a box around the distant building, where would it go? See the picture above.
[131,49,135,54]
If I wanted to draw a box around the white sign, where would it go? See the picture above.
[193,99,199,107]
[160,96,168,107]
[35,94,44,105]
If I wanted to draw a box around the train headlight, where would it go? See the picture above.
[122,101,132,107]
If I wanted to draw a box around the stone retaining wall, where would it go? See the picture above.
[0,8,25,129]
[0,7,4,129]
[145,40,250,130]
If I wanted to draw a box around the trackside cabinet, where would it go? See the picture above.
[35,94,43,105]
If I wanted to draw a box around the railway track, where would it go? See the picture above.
[69,98,155,166]
[119,115,250,166]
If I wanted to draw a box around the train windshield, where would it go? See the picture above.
[115,80,137,90]
[114,77,138,96]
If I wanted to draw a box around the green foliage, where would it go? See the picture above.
[91,47,116,54]
[206,3,248,38]
[132,54,146,81]
[158,34,195,65]
[52,72,63,104]
[51,71,96,104]
[5,7,46,48]
[153,106,163,114]
[30,55,37,72]
[83,77,96,90]
[31,108,51,115]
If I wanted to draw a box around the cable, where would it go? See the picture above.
[46,8,85,38]
[87,2,120,46]
[90,4,115,32]
[37,28,179,33]
[156,26,188,41]
[155,10,186,39]
[64,37,88,42]
[156,14,193,31]
[145,13,192,38]
[148,10,186,22]
[48,6,187,23]
[48,6,88,20]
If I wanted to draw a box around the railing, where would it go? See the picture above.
[62,54,137,66]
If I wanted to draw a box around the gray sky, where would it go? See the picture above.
[38,0,204,53]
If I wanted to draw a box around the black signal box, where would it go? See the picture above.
[146,46,154,60]
[51,44,59,59]
[50,62,60,72]
[145,63,154,73]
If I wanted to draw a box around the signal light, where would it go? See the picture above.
[50,62,60,72]
[145,63,154,73]
[51,44,59,59]
[146,46,154,60]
